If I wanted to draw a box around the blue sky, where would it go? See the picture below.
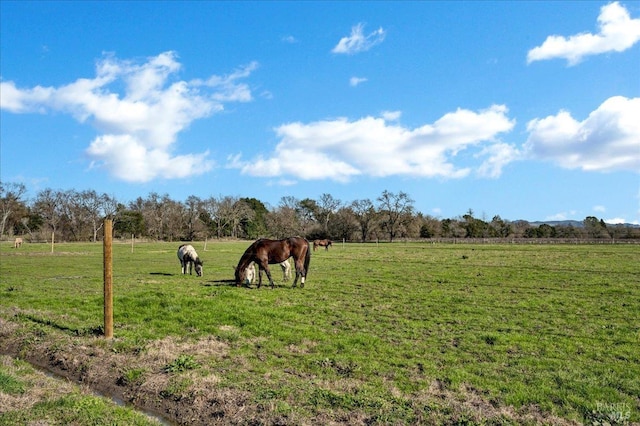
[1,1,639,223]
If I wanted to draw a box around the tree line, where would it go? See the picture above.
[1,182,638,243]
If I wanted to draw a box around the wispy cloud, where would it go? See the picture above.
[281,35,298,44]
[546,211,578,221]
[475,142,521,178]
[349,76,368,87]
[381,110,401,121]
[228,105,515,182]
[332,23,386,54]
[527,1,640,65]
[0,51,257,182]
[524,96,640,172]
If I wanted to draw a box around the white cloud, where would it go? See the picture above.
[527,1,640,65]
[87,134,214,182]
[593,205,607,213]
[0,51,256,182]
[381,110,402,121]
[604,217,630,224]
[332,23,386,54]
[349,76,368,87]
[475,142,521,178]
[546,211,578,221]
[229,105,515,182]
[524,96,640,172]
[0,82,55,113]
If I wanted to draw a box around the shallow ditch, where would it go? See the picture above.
[18,354,177,425]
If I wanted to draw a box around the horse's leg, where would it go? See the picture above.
[265,266,275,288]
[258,261,275,288]
[291,257,300,288]
[280,261,291,281]
[296,256,306,288]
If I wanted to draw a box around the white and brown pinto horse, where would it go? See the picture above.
[235,237,310,288]
[245,259,291,285]
[177,244,203,276]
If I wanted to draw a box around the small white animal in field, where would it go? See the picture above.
[244,259,291,285]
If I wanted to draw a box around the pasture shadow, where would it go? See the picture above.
[17,312,103,337]
[202,279,295,290]
[203,279,236,287]
[150,272,174,276]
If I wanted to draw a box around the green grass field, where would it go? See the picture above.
[1,240,638,425]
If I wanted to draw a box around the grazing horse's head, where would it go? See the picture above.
[194,258,203,277]
[234,265,246,286]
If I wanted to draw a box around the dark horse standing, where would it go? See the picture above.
[235,237,311,288]
[313,239,332,251]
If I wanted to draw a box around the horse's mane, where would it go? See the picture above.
[236,243,257,271]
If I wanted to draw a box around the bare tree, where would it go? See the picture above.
[278,196,299,210]
[33,188,65,242]
[130,193,174,240]
[60,190,87,241]
[162,197,185,241]
[276,196,314,237]
[213,196,235,238]
[266,205,303,238]
[59,190,118,242]
[202,196,222,238]
[316,193,342,236]
[329,206,358,241]
[184,196,206,241]
[228,198,254,238]
[377,190,414,242]
[0,182,27,238]
[351,198,377,242]
[203,196,254,238]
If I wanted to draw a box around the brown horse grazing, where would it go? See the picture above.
[313,239,332,251]
[235,237,311,288]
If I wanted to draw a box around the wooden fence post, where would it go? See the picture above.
[103,219,113,339]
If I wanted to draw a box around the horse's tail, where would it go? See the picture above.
[304,239,311,276]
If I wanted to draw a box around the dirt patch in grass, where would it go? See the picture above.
[0,316,580,425]
[0,354,80,413]
[0,317,254,425]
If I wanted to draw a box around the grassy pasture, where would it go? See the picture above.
[0,240,638,425]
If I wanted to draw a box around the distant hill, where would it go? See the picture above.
[521,220,640,229]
